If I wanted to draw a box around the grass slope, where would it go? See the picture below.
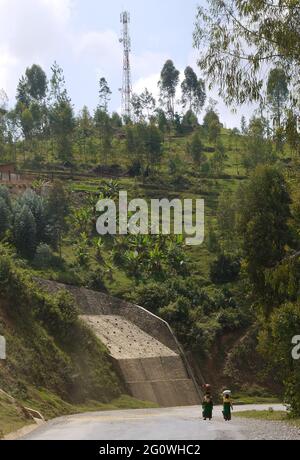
[0,249,155,437]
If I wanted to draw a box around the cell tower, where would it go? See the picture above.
[119,11,132,118]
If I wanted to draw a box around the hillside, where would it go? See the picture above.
[2,127,289,390]
[1,104,300,424]
[0,249,157,437]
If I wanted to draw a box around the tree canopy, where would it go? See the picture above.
[193,1,300,108]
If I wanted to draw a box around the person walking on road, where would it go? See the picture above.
[222,393,233,421]
[202,393,213,421]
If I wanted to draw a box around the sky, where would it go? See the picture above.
[0,0,255,127]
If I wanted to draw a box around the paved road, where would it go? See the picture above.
[22,404,289,441]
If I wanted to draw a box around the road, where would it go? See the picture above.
[21,404,293,441]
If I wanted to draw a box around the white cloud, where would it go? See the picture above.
[133,73,160,99]
[132,51,168,79]
[74,30,122,71]
[0,48,18,93]
[132,69,184,113]
[0,0,73,102]
[0,0,72,60]
[0,0,254,125]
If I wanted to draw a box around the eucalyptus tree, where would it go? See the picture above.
[158,60,180,119]
[98,77,112,113]
[76,106,94,161]
[267,68,289,130]
[181,66,206,115]
[194,1,300,107]
[140,88,156,121]
[49,62,75,161]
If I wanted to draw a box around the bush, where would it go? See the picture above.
[210,254,241,284]
[0,256,11,283]
[14,205,37,259]
[128,160,142,177]
[86,269,107,293]
[133,282,173,313]
[0,186,11,208]
[258,302,300,416]
[159,296,190,323]
[217,307,248,330]
[0,197,11,237]
[33,243,61,269]
[34,243,52,266]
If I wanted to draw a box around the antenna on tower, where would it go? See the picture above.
[120,11,132,119]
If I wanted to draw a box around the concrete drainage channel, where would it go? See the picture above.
[37,279,203,408]
[0,389,45,440]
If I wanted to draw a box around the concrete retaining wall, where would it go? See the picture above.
[36,279,202,407]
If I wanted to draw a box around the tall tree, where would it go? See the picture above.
[25,64,48,102]
[16,76,30,106]
[240,116,247,135]
[182,110,199,134]
[187,132,204,165]
[286,110,300,155]
[181,66,206,114]
[76,106,94,160]
[159,60,180,119]
[14,205,37,259]
[17,189,47,244]
[156,109,169,136]
[49,63,74,161]
[46,181,69,255]
[0,90,8,157]
[203,109,222,143]
[140,88,156,121]
[145,124,163,170]
[131,93,143,122]
[111,112,123,129]
[50,61,69,104]
[15,65,48,140]
[49,100,75,161]
[242,117,275,172]
[0,197,11,237]
[94,108,113,164]
[237,165,292,298]
[267,68,289,130]
[98,77,112,113]
[131,89,156,123]
[194,1,300,107]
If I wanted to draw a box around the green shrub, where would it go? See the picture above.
[0,186,11,208]
[33,243,57,268]
[0,256,10,283]
[133,282,173,312]
[86,269,107,292]
[0,197,11,237]
[14,205,37,259]
[258,302,300,416]
[0,250,122,403]
[210,253,241,284]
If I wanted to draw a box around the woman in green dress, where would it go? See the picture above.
[222,394,233,421]
[202,394,213,420]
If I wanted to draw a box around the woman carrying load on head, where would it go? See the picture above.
[222,393,233,421]
[202,394,213,420]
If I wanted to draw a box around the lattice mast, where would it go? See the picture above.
[119,11,132,118]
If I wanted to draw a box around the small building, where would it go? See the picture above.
[0,163,19,183]
[0,163,16,174]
